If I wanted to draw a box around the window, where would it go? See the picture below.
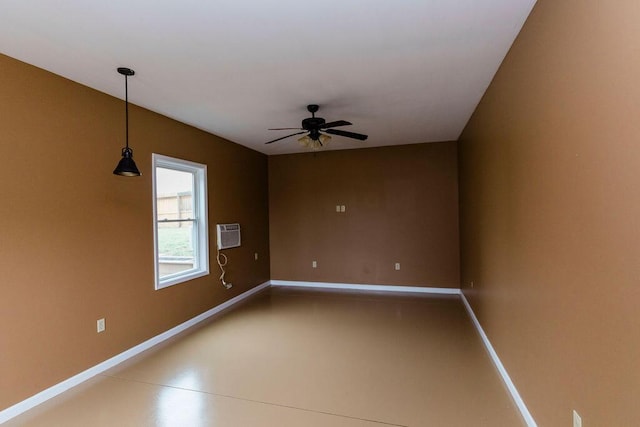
[153,154,209,289]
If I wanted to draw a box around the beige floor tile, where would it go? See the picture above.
[4,376,397,427]
[6,287,524,426]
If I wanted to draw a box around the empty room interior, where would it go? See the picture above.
[1,1,638,426]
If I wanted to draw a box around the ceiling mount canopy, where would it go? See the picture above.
[113,67,141,177]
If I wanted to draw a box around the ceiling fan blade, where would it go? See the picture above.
[324,128,368,140]
[268,127,302,130]
[265,131,307,144]
[320,120,351,129]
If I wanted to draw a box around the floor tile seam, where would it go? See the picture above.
[98,373,408,426]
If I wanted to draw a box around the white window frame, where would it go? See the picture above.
[152,154,209,290]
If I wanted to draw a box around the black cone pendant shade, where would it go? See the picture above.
[113,146,141,176]
[113,67,141,176]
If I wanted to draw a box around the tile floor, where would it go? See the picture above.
[5,287,525,426]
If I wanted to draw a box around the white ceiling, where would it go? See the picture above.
[0,0,536,155]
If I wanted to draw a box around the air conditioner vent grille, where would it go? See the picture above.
[217,223,241,250]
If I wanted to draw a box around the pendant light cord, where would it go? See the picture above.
[124,74,129,150]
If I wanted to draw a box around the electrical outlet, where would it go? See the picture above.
[395,262,400,270]
[312,260,317,268]
[340,205,346,212]
[573,410,582,427]
[97,318,106,333]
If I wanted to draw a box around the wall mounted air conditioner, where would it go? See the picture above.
[217,223,241,250]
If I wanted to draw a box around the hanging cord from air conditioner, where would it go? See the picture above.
[216,249,233,289]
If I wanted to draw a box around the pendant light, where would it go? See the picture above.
[113,67,141,176]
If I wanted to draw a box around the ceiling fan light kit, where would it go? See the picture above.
[298,133,331,150]
[265,104,368,149]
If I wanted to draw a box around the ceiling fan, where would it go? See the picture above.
[265,104,368,149]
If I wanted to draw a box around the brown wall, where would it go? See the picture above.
[0,54,270,410]
[269,143,460,287]
[459,1,640,425]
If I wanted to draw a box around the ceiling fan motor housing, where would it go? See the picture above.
[301,117,326,130]
[302,103,325,137]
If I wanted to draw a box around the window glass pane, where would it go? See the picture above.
[156,167,195,280]
[157,221,195,278]
[156,168,194,220]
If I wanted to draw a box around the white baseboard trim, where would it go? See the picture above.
[460,291,537,427]
[270,280,461,295]
[0,281,270,424]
